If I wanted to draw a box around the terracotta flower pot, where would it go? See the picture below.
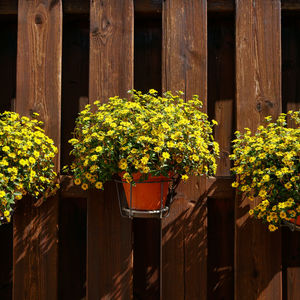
[120,173,170,210]
[289,215,300,226]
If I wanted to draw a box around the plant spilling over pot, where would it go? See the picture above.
[0,111,59,224]
[68,90,219,207]
[230,111,300,231]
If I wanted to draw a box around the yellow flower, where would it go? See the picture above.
[232,182,239,188]
[8,153,16,158]
[29,157,36,164]
[249,209,254,215]
[74,178,81,185]
[81,183,88,190]
[3,210,10,217]
[181,174,189,181]
[279,211,287,219]
[0,191,5,198]
[259,190,267,198]
[249,157,256,163]
[162,152,170,160]
[141,157,149,165]
[268,224,278,232]
[284,182,292,189]
[262,175,270,182]
[95,182,103,189]
[91,155,98,162]
[2,146,10,152]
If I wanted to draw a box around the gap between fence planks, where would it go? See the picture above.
[87,1,134,299]
[162,0,207,299]
[235,0,282,299]
[13,1,62,299]
[282,15,300,300]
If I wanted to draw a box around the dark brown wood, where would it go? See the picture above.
[282,15,300,300]
[208,0,234,12]
[135,0,162,16]
[207,17,235,298]
[87,1,134,299]
[61,15,89,168]
[14,1,62,299]
[58,197,87,300]
[64,0,89,14]
[59,16,89,299]
[0,16,17,300]
[162,0,207,299]
[235,0,282,299]
[133,219,161,299]
[0,1,17,14]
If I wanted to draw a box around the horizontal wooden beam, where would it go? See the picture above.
[1,0,300,14]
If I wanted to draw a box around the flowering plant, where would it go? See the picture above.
[230,111,300,231]
[0,111,59,223]
[69,90,219,191]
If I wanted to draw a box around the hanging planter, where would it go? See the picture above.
[120,172,170,210]
[230,111,300,232]
[0,111,59,224]
[115,173,179,218]
[68,90,219,218]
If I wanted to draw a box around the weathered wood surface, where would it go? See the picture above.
[282,15,300,300]
[235,0,282,299]
[162,0,207,299]
[14,1,62,299]
[207,15,235,299]
[88,1,134,299]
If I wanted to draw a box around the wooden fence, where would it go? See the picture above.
[0,0,299,299]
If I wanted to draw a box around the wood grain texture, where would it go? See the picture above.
[88,1,133,299]
[13,1,62,299]
[235,0,282,299]
[162,0,207,299]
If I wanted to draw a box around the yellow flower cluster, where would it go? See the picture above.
[69,90,219,190]
[0,112,58,223]
[230,111,300,231]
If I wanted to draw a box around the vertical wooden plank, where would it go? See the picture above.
[235,0,282,299]
[88,1,133,299]
[13,1,62,299]
[282,14,300,300]
[162,1,207,299]
[207,15,235,300]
